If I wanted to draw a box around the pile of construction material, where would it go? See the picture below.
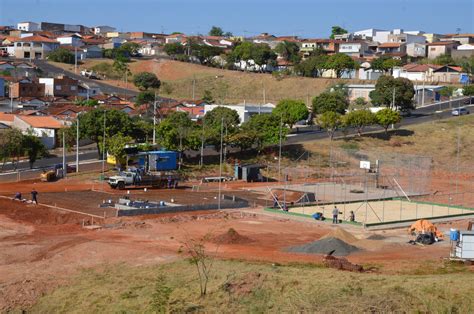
[323,254,364,272]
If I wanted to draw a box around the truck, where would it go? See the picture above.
[80,69,99,79]
[108,170,180,189]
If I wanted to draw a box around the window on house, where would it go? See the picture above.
[71,86,77,91]
[430,48,435,51]
[56,86,62,90]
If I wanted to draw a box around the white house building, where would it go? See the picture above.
[12,115,63,148]
[204,103,275,125]
[94,25,116,35]
[17,22,40,32]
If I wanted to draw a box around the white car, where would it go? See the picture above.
[452,108,470,116]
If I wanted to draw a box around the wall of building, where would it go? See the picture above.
[10,82,45,98]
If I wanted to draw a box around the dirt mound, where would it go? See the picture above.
[321,227,358,244]
[288,237,360,256]
[213,228,253,245]
[0,199,88,226]
[323,255,364,272]
[222,272,265,296]
[367,234,386,240]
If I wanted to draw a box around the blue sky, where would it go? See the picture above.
[1,0,473,37]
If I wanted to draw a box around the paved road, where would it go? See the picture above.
[33,59,140,96]
[1,150,99,172]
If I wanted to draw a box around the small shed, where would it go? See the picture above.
[235,164,266,182]
[454,231,474,260]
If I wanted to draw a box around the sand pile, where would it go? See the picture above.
[213,228,253,245]
[321,227,359,244]
[288,237,360,256]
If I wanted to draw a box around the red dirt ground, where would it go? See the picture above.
[0,173,472,311]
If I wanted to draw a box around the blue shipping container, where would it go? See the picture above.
[148,151,178,171]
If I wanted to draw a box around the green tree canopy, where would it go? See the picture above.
[209,26,224,36]
[229,42,277,69]
[317,111,342,140]
[203,106,240,150]
[312,91,349,115]
[0,129,27,170]
[135,91,155,106]
[325,53,357,78]
[343,109,375,136]
[241,113,288,152]
[133,72,161,91]
[369,76,415,112]
[202,90,214,103]
[155,111,200,153]
[75,109,135,156]
[462,85,474,96]
[75,99,99,107]
[375,108,401,134]
[47,48,75,64]
[164,43,185,56]
[104,133,133,166]
[295,54,329,77]
[371,56,402,73]
[22,134,48,169]
[274,41,301,64]
[433,54,455,66]
[330,26,348,39]
[273,99,309,128]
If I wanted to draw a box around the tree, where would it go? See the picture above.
[325,53,357,78]
[370,75,415,112]
[350,97,369,110]
[227,130,257,151]
[273,99,309,129]
[317,111,342,140]
[202,90,214,103]
[163,43,185,56]
[433,54,455,66]
[229,42,276,71]
[120,42,140,56]
[343,109,375,136]
[104,133,133,167]
[113,54,131,78]
[462,85,474,96]
[209,26,224,36]
[203,106,240,150]
[330,26,348,39]
[295,54,329,77]
[375,108,401,134]
[155,111,200,153]
[0,129,25,170]
[22,134,48,169]
[133,72,161,91]
[135,91,155,105]
[438,86,455,97]
[274,41,301,64]
[371,56,402,73]
[76,109,134,156]
[47,48,75,64]
[241,114,288,152]
[312,91,349,115]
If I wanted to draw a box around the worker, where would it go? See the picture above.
[13,192,22,201]
[273,195,279,208]
[349,211,355,222]
[332,206,340,224]
[31,188,38,205]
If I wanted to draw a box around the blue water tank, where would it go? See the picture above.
[450,229,459,241]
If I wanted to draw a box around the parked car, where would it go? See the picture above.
[451,107,470,116]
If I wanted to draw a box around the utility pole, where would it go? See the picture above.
[76,113,80,173]
[10,84,13,113]
[62,130,66,179]
[102,110,106,185]
[391,87,396,109]
[421,76,425,106]
[278,115,283,182]
[200,118,205,168]
[153,92,157,145]
[192,76,196,100]
[218,117,224,210]
[74,46,77,74]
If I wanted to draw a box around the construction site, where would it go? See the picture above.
[0,144,473,312]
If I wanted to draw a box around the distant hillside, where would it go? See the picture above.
[55,58,370,103]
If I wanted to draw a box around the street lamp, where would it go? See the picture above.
[75,111,83,173]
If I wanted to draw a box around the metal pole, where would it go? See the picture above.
[76,114,79,173]
[102,110,106,182]
[62,130,66,178]
[278,115,283,182]
[218,117,224,210]
[153,93,157,145]
[200,118,205,168]
[74,46,77,74]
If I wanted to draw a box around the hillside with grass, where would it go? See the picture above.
[30,259,473,313]
[50,58,368,103]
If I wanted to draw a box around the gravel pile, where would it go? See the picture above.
[287,237,360,256]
